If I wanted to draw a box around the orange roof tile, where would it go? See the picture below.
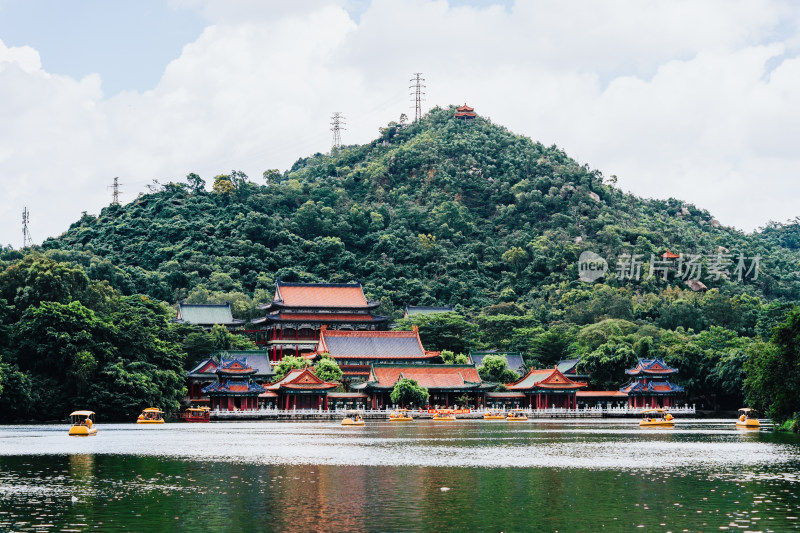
[267,368,338,391]
[275,283,369,308]
[507,367,587,390]
[369,365,482,389]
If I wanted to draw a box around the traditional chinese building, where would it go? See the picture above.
[504,366,588,409]
[186,351,274,406]
[315,326,440,380]
[454,103,477,120]
[253,281,389,363]
[556,357,590,383]
[174,302,246,330]
[266,367,339,410]
[354,364,489,410]
[202,358,267,411]
[619,358,684,408]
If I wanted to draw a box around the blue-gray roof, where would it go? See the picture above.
[404,306,454,316]
[176,303,245,326]
[324,335,425,357]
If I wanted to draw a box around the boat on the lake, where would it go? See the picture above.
[342,411,365,426]
[639,408,674,427]
[180,407,211,423]
[483,409,505,420]
[736,408,760,429]
[506,409,528,421]
[68,410,97,436]
[389,409,413,422]
[136,407,165,424]
[432,409,456,421]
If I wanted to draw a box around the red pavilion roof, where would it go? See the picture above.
[267,367,338,391]
[506,367,588,391]
[661,250,681,259]
[275,282,370,308]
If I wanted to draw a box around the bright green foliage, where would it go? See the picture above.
[273,355,311,382]
[390,378,429,407]
[440,350,469,364]
[744,307,800,423]
[477,354,520,384]
[313,354,343,383]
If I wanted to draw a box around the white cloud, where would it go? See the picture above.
[0,0,799,249]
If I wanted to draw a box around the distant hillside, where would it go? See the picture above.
[39,105,800,321]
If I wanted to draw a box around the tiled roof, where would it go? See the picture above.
[187,358,219,377]
[366,364,484,390]
[189,353,274,378]
[456,104,474,112]
[625,358,678,376]
[506,367,588,391]
[619,380,684,394]
[176,303,245,326]
[556,358,583,375]
[273,281,371,308]
[267,368,338,391]
[318,328,434,359]
[470,351,526,375]
[203,379,266,395]
[217,358,256,375]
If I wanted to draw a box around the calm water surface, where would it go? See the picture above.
[0,419,798,532]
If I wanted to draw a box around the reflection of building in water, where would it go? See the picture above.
[619,358,684,408]
[69,454,95,481]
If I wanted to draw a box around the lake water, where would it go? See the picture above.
[0,419,799,532]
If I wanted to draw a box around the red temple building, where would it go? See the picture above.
[253,281,389,363]
[315,326,440,380]
[202,358,268,411]
[355,364,489,410]
[186,351,274,406]
[503,366,588,409]
[454,103,477,120]
[266,367,339,410]
[619,358,684,408]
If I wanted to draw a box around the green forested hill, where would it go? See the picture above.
[41,106,800,314]
[1,105,800,423]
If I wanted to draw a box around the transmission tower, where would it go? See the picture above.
[108,176,123,205]
[330,112,346,149]
[409,73,426,122]
[22,207,32,248]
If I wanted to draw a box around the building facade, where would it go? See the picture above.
[619,358,684,408]
[253,281,389,363]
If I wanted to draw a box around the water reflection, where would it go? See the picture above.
[0,420,797,531]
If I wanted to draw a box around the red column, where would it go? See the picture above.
[324,395,329,411]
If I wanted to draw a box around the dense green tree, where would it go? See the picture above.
[313,354,343,383]
[390,378,429,407]
[744,307,800,423]
[477,354,520,384]
[273,355,312,382]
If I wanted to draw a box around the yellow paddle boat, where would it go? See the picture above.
[483,409,505,420]
[506,409,528,421]
[736,408,760,429]
[639,408,674,427]
[341,411,365,426]
[432,409,456,421]
[68,411,97,437]
[389,409,413,422]
[137,407,165,424]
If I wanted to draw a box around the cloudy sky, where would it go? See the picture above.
[1,0,799,248]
